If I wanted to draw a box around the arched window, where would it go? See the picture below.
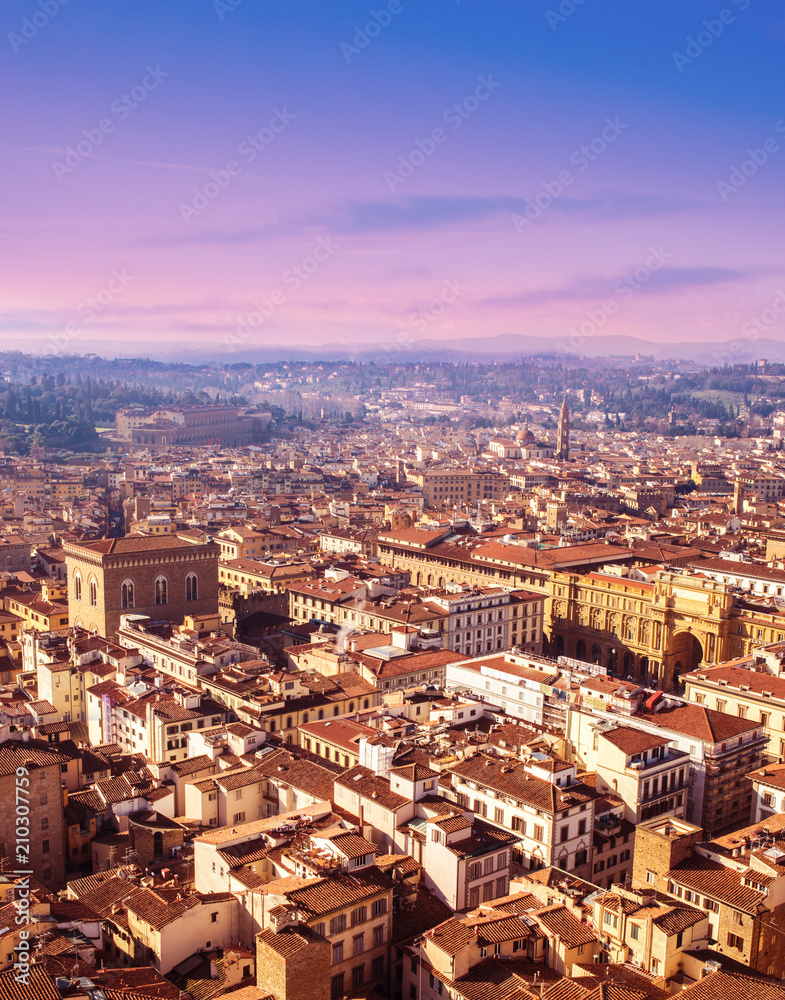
[286,716,293,729]
[74,572,82,602]
[185,572,198,602]
[155,576,168,605]
[121,580,135,610]
[318,709,324,720]
[88,578,98,607]
[302,713,309,724]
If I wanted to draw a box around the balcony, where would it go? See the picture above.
[626,752,689,777]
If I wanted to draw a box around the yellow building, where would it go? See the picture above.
[404,467,509,508]
[684,650,785,760]
[2,592,69,630]
[219,558,312,595]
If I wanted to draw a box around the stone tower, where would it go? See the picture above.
[733,479,744,516]
[556,396,570,460]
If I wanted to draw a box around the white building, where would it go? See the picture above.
[445,651,559,726]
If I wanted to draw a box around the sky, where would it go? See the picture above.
[2,0,785,360]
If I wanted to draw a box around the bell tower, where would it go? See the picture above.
[556,395,570,460]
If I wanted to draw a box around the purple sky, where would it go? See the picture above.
[2,0,785,358]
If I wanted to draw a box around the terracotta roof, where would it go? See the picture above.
[636,703,762,744]
[533,904,597,947]
[681,969,785,1000]
[0,966,59,1000]
[449,754,596,814]
[601,727,671,755]
[286,866,394,916]
[668,855,767,914]
[336,764,410,812]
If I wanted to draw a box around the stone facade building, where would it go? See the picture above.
[64,534,219,638]
[0,739,72,891]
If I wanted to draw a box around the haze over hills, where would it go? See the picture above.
[9,333,779,365]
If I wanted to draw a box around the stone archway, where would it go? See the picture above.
[666,630,703,689]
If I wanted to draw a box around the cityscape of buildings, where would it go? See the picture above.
[0,353,784,998]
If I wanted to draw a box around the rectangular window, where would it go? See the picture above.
[331,915,347,934]
[332,942,344,964]
[353,933,364,956]
[373,925,384,948]
[331,974,345,999]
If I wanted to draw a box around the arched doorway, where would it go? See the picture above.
[576,639,587,661]
[591,644,601,665]
[555,635,565,656]
[666,631,703,689]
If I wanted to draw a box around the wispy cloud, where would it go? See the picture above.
[23,148,270,183]
[142,189,700,248]
[482,265,764,309]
